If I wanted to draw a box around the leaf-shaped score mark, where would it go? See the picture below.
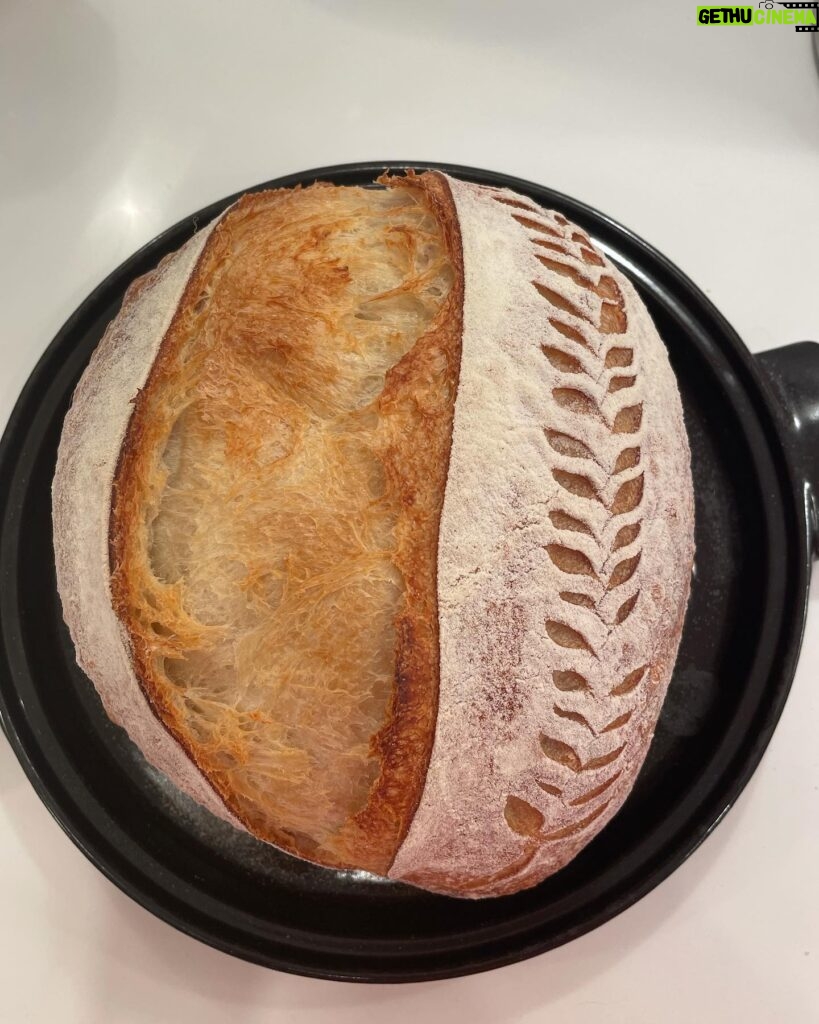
[553,705,595,733]
[613,522,640,551]
[542,347,584,374]
[583,744,626,772]
[600,302,627,335]
[545,620,595,653]
[611,473,644,514]
[615,591,640,623]
[547,544,597,577]
[613,404,643,434]
[540,734,582,772]
[608,552,641,590]
[549,318,593,351]
[537,780,563,797]
[553,468,599,501]
[605,346,633,368]
[569,771,621,806]
[535,254,592,289]
[552,669,591,692]
[542,801,611,840]
[608,375,636,393]
[534,237,572,257]
[596,278,627,335]
[513,213,562,238]
[614,447,640,474]
[610,665,647,696]
[541,733,626,775]
[492,195,540,214]
[549,510,594,536]
[553,388,600,418]
[578,245,605,267]
[560,591,596,609]
[546,429,594,460]
[534,282,592,323]
[504,795,545,836]
[601,711,633,733]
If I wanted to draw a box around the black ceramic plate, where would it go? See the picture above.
[0,162,812,982]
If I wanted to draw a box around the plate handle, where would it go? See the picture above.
[757,341,819,559]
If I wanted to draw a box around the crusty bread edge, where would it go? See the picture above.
[328,170,464,870]
[54,176,465,872]
[105,176,464,873]
[52,218,242,827]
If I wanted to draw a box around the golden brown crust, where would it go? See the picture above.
[108,219,244,834]
[332,173,464,867]
[109,173,462,872]
[52,216,243,828]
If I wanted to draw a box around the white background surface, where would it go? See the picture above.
[1,1,818,1020]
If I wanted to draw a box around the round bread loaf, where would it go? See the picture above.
[52,171,694,898]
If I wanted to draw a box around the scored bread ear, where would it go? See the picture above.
[388,177,693,897]
[56,173,465,874]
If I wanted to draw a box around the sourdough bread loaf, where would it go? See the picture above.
[52,171,694,898]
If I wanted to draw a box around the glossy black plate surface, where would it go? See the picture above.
[0,162,809,981]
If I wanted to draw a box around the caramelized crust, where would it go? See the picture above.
[109,174,463,872]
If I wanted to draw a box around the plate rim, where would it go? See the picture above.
[0,161,810,982]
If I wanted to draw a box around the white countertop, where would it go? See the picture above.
[2,2,818,1020]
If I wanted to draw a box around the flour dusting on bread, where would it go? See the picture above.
[52,219,240,824]
[389,177,694,896]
